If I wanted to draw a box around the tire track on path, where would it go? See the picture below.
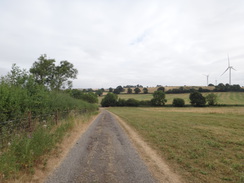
[45,109,156,183]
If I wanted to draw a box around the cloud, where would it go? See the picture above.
[0,0,244,88]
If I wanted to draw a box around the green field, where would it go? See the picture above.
[108,107,244,183]
[99,92,244,105]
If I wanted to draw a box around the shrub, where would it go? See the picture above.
[172,98,185,107]
[206,93,218,106]
[126,98,139,106]
[80,92,98,103]
[151,90,167,106]
[143,88,148,94]
[127,88,132,94]
[189,91,206,107]
[101,93,118,107]
[139,100,151,106]
[157,87,165,92]
[134,87,141,94]
[117,98,126,106]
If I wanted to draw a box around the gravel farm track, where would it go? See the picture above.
[44,109,182,183]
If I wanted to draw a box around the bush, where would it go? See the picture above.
[189,91,206,107]
[80,92,98,103]
[157,87,165,92]
[134,87,141,94]
[143,88,148,94]
[172,98,185,107]
[101,93,118,107]
[139,100,151,106]
[117,98,126,106]
[126,98,139,106]
[206,93,218,106]
[151,90,167,106]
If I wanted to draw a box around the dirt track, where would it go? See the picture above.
[45,109,157,183]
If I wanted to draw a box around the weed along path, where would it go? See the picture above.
[45,109,173,183]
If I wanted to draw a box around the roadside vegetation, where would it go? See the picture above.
[0,55,98,181]
[108,107,244,183]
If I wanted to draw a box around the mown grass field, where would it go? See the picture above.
[108,107,244,183]
[101,92,244,105]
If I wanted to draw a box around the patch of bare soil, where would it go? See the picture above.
[13,113,100,183]
[112,112,184,183]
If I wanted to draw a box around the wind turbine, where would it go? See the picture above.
[203,74,209,86]
[221,55,236,85]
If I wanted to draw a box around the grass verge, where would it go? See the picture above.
[0,111,98,182]
[108,107,244,183]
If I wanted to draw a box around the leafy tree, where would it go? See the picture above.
[87,88,93,92]
[101,93,118,107]
[95,89,103,96]
[109,87,113,92]
[206,93,218,106]
[4,64,29,86]
[127,87,132,94]
[143,87,148,94]
[113,88,120,94]
[116,85,124,93]
[157,87,165,92]
[70,89,98,103]
[80,92,98,103]
[30,54,78,90]
[189,91,206,107]
[151,90,167,106]
[134,87,141,94]
[172,98,185,107]
[70,89,83,99]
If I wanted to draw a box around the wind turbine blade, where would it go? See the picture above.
[221,68,229,76]
[232,67,237,71]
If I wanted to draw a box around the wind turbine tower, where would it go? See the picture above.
[203,74,209,86]
[221,55,236,85]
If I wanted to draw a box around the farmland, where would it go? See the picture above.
[108,107,244,183]
[100,92,244,105]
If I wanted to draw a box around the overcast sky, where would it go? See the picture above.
[0,0,244,88]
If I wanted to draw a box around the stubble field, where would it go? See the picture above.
[108,107,244,183]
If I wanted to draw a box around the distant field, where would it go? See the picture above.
[108,107,244,183]
[102,92,244,105]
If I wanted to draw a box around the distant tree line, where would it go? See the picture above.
[101,90,219,108]
[213,83,243,92]
[108,84,243,95]
[166,84,243,94]
[101,90,167,107]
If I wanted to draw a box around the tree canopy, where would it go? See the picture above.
[30,54,78,90]
[151,90,167,106]
[134,87,141,94]
[101,93,118,107]
[189,91,206,107]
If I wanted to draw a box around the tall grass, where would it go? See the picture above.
[0,111,97,181]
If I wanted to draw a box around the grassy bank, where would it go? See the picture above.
[108,107,244,183]
[0,110,98,182]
